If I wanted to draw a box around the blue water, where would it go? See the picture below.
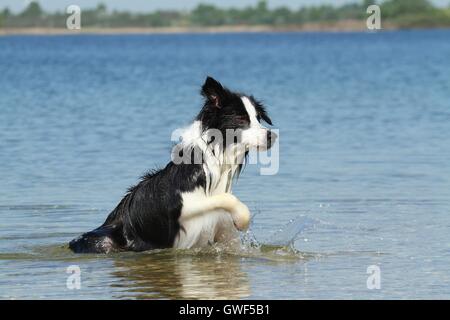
[1,30,450,299]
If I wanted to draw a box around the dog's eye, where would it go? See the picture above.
[235,116,249,125]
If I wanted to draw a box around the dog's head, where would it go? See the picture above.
[197,76,277,152]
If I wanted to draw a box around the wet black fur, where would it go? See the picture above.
[69,77,272,253]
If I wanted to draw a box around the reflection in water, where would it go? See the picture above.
[110,250,251,299]
[10,230,306,300]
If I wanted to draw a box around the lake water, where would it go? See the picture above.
[0,30,449,299]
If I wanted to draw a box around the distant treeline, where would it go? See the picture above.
[1,0,450,29]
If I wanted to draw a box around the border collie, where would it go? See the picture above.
[69,77,277,253]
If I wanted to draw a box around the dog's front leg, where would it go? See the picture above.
[181,193,250,231]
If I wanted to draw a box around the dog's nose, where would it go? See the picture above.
[267,130,278,147]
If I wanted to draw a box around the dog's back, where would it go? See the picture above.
[69,224,123,253]
[69,162,205,253]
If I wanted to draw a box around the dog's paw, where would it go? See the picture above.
[216,193,251,231]
[231,201,251,231]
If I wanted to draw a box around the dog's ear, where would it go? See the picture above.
[251,96,273,126]
[261,113,273,126]
[201,76,225,108]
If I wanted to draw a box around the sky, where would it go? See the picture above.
[0,0,449,13]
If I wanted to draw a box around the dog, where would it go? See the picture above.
[69,77,277,253]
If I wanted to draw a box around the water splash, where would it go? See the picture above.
[268,215,319,247]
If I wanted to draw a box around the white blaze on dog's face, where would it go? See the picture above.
[240,96,276,151]
[197,77,276,154]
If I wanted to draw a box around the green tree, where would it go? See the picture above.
[0,0,449,29]
[0,8,11,27]
[362,0,375,8]
[190,4,225,26]
[96,3,107,16]
[381,0,433,18]
[20,1,43,19]
[17,1,44,27]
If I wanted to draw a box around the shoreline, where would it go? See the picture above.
[0,20,404,36]
[1,21,448,36]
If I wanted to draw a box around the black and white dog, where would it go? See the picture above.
[69,77,277,253]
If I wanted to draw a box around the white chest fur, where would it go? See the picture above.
[173,120,247,249]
